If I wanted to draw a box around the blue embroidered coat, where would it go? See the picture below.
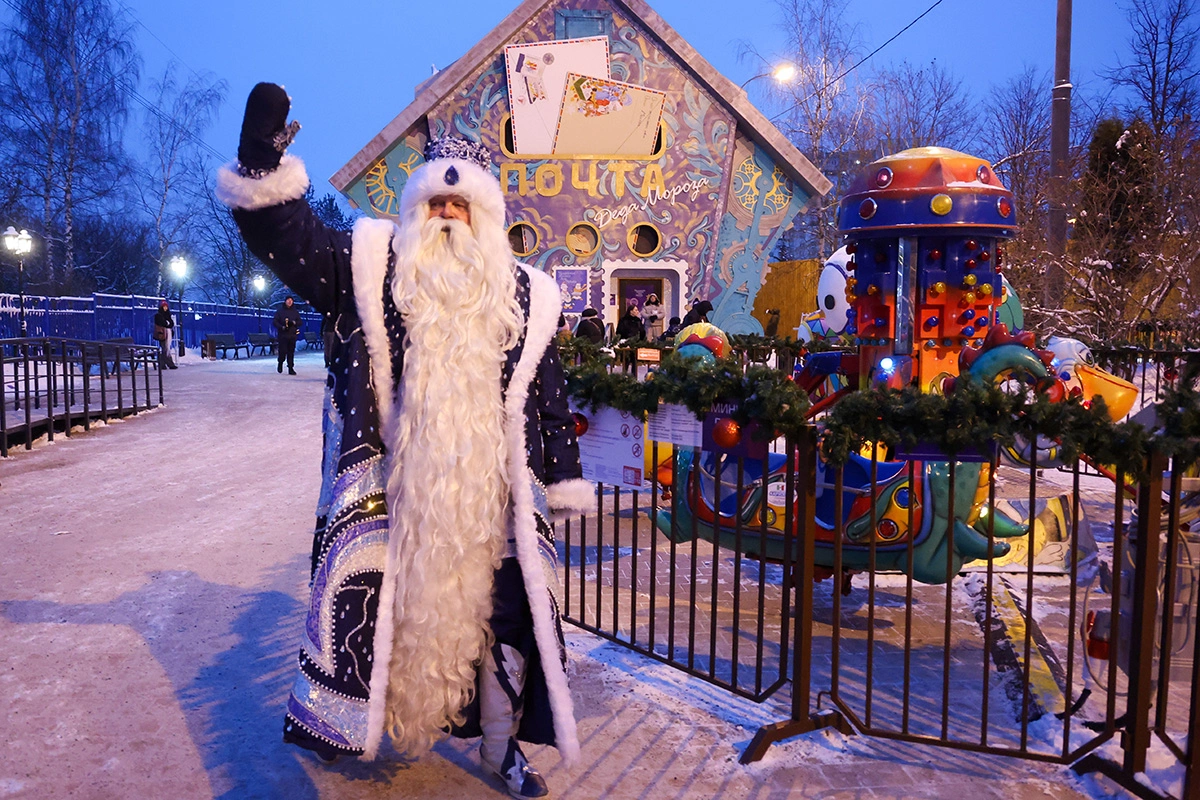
[219,158,593,762]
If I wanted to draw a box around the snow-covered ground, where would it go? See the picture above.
[0,351,1168,799]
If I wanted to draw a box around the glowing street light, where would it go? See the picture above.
[253,275,266,332]
[169,255,188,357]
[740,62,798,89]
[3,226,33,337]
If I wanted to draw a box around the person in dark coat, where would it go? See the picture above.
[680,299,713,327]
[574,308,604,344]
[273,296,302,374]
[614,302,645,342]
[660,316,683,342]
[321,314,336,368]
[153,301,177,369]
[215,83,592,797]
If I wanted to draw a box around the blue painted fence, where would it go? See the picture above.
[0,292,321,349]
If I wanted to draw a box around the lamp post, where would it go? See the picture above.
[740,62,798,90]
[169,255,187,357]
[253,275,266,332]
[3,226,33,337]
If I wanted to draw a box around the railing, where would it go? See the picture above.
[0,292,320,350]
[1,337,164,457]
[559,436,809,703]
[558,425,1200,799]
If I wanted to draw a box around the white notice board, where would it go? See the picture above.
[575,405,644,488]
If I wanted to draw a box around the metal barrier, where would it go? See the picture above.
[1,337,164,457]
[558,432,816,705]
[0,292,320,350]
[559,425,1200,798]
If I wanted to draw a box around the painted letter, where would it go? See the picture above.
[500,163,528,196]
[640,163,667,199]
[609,162,634,199]
[571,162,600,197]
[535,164,564,197]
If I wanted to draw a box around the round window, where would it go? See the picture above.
[566,222,600,257]
[628,224,661,257]
[508,222,538,257]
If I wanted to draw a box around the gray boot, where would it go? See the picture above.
[479,642,548,799]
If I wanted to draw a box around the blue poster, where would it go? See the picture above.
[555,268,589,313]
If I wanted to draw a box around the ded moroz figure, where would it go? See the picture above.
[215,83,593,798]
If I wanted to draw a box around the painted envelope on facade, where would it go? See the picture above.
[552,73,666,156]
[504,36,610,155]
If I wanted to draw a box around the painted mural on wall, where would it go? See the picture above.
[339,0,813,334]
[709,134,811,333]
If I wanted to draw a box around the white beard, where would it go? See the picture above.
[380,215,524,754]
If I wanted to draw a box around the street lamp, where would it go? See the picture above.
[253,275,266,332]
[740,62,798,89]
[169,255,187,357]
[3,226,33,337]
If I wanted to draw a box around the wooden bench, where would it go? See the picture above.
[247,332,276,356]
[202,333,250,359]
[302,331,322,350]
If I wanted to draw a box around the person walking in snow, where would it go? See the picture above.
[272,296,301,374]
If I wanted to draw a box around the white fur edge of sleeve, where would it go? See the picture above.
[214,154,310,210]
[546,478,595,518]
[506,264,580,767]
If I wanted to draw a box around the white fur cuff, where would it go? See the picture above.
[546,478,595,516]
[215,154,310,211]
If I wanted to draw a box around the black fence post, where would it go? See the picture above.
[740,424,821,763]
[1124,448,1166,775]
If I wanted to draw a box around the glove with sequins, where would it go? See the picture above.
[237,82,301,175]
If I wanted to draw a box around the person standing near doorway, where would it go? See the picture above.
[273,296,301,374]
[642,293,663,340]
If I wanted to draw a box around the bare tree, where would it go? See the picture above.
[138,62,226,296]
[747,0,871,260]
[191,175,266,307]
[1110,0,1200,138]
[0,0,138,290]
[865,60,978,155]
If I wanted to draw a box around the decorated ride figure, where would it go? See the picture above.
[216,83,593,798]
[837,147,1018,391]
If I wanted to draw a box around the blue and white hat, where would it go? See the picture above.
[398,135,505,230]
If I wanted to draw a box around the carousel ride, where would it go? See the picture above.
[651,147,1139,585]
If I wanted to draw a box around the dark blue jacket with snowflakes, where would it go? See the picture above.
[216,153,592,762]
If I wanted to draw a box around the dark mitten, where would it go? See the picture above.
[237,82,299,173]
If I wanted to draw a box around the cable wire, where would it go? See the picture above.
[768,0,947,123]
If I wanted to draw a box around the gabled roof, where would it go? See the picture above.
[330,0,832,200]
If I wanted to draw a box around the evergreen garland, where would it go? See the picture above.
[565,350,812,440]
[562,341,1198,475]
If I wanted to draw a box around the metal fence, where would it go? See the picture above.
[0,292,321,351]
[557,425,1200,799]
[1,337,164,457]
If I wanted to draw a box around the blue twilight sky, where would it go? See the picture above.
[112,0,1130,195]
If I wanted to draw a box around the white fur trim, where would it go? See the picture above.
[505,264,580,765]
[349,217,402,761]
[398,158,506,234]
[546,478,595,520]
[214,154,310,210]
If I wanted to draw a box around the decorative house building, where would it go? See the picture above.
[331,0,831,335]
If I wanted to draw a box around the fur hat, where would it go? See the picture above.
[397,136,505,231]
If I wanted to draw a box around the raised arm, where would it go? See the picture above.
[215,83,351,316]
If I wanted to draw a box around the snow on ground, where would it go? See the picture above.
[0,351,1165,798]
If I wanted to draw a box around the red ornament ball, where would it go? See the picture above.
[712,418,742,449]
[572,412,589,437]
